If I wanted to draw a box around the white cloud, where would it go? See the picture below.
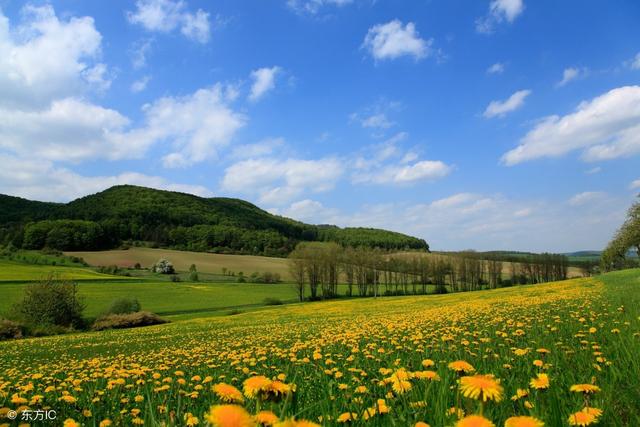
[230,138,285,159]
[222,157,344,205]
[630,179,640,190]
[131,75,151,93]
[502,86,640,165]
[130,38,153,69]
[0,154,211,202]
[568,191,605,206]
[278,199,340,222]
[146,85,246,167]
[557,67,588,87]
[286,0,354,15]
[362,20,432,61]
[476,0,525,34]
[353,160,451,185]
[487,62,505,74]
[483,89,531,118]
[0,84,245,166]
[127,0,210,43]
[361,113,394,129]
[630,52,640,70]
[585,166,601,175]
[0,4,106,109]
[249,66,281,102]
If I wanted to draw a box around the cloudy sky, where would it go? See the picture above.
[1,0,639,252]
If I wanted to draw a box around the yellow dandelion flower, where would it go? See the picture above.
[455,415,495,427]
[337,412,357,423]
[63,420,80,427]
[415,422,431,427]
[569,384,601,394]
[213,383,245,403]
[243,376,272,399]
[568,411,596,426]
[504,416,545,427]
[529,373,549,390]
[206,405,254,427]
[448,360,475,373]
[255,410,279,426]
[421,359,435,368]
[391,379,412,394]
[459,374,503,402]
[99,420,112,427]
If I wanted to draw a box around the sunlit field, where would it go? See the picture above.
[1,270,639,426]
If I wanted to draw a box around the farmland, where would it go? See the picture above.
[1,269,638,426]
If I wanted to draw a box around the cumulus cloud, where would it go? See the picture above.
[483,89,531,118]
[568,191,606,206]
[0,4,108,109]
[630,179,640,190]
[476,0,525,34]
[249,66,281,102]
[286,0,354,14]
[130,38,153,69]
[362,20,432,61]
[222,157,344,205]
[487,62,505,74]
[502,86,640,165]
[557,67,588,87]
[230,138,285,159]
[127,0,210,43]
[131,75,151,93]
[0,154,211,202]
[629,52,640,70]
[0,84,245,167]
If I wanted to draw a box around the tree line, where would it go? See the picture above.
[288,243,570,302]
[602,196,640,271]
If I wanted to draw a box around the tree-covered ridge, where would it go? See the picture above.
[0,185,428,255]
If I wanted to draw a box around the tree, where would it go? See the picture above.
[288,250,306,302]
[152,259,175,274]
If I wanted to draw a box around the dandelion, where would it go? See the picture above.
[255,410,279,426]
[63,420,80,427]
[455,414,495,427]
[415,422,431,427]
[570,384,601,394]
[337,412,357,423]
[504,416,545,427]
[243,376,272,399]
[448,360,475,374]
[459,374,503,402]
[213,383,245,403]
[99,420,112,427]
[529,373,550,390]
[568,411,597,426]
[206,405,254,427]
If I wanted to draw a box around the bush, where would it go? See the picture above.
[152,259,175,274]
[92,312,168,331]
[227,309,243,316]
[170,274,181,282]
[11,276,85,328]
[263,297,283,306]
[107,297,141,315]
[0,319,24,340]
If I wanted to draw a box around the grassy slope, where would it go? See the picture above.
[0,259,125,282]
[65,247,292,279]
[0,270,637,425]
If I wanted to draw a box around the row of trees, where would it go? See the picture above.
[602,196,640,271]
[288,243,570,302]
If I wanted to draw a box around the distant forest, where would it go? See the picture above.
[0,185,428,256]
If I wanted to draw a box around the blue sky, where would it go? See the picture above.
[1,0,639,252]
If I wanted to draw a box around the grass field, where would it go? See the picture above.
[66,247,293,279]
[0,259,125,282]
[1,270,637,426]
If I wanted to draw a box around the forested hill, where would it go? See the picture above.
[0,185,428,256]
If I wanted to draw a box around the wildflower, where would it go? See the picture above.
[568,411,597,426]
[415,370,440,381]
[337,412,357,423]
[99,420,112,427]
[135,395,144,402]
[511,388,529,401]
[529,373,550,390]
[59,395,77,404]
[415,423,431,427]
[504,416,545,427]
[243,376,272,399]
[448,360,475,374]
[185,413,199,426]
[421,359,435,368]
[455,415,495,427]
[213,383,245,403]
[569,384,601,394]
[459,374,503,402]
[206,405,254,427]
[391,379,412,394]
[255,410,279,426]
[63,420,80,427]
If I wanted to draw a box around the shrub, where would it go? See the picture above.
[263,297,284,306]
[189,264,198,281]
[170,274,181,282]
[92,312,168,331]
[227,309,243,316]
[0,319,24,340]
[134,262,142,270]
[107,297,141,315]
[11,276,85,328]
[152,259,175,274]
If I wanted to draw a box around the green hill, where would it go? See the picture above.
[0,185,428,255]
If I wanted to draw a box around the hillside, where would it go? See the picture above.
[0,185,428,255]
